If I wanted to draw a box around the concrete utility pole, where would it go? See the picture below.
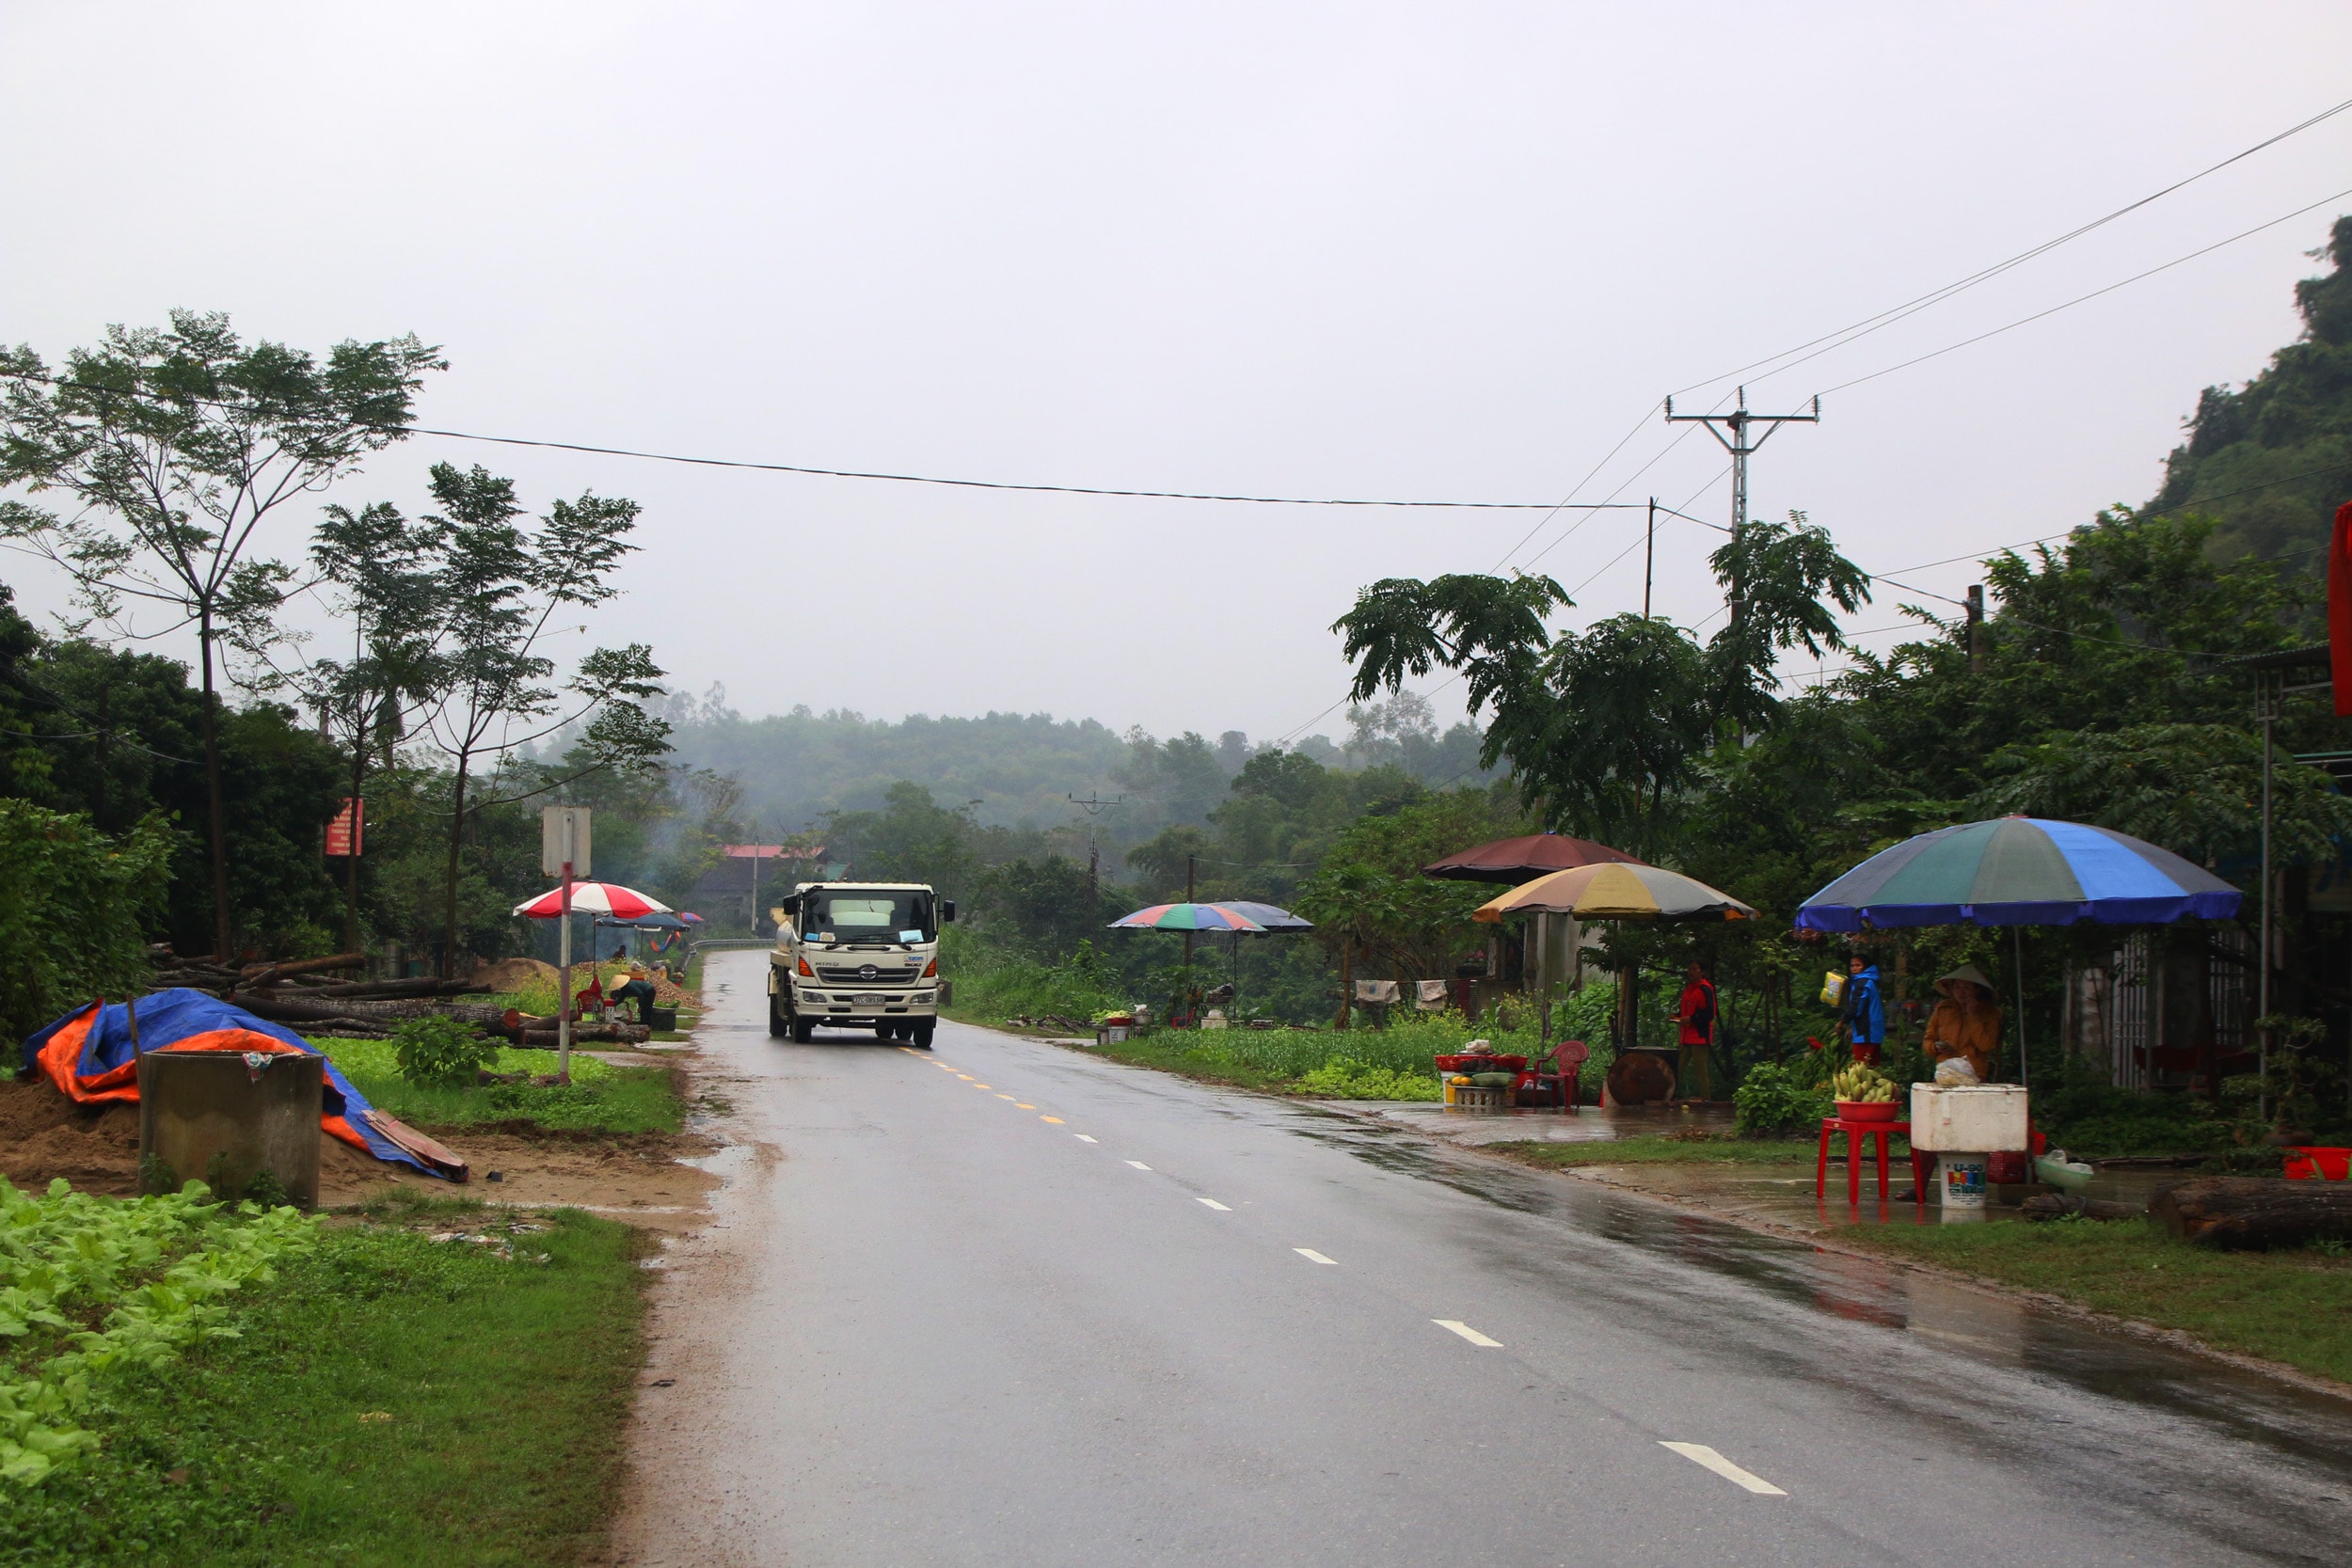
[1663,388,1821,532]
[1067,792,1123,909]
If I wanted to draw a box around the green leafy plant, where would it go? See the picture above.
[0,1176,320,1484]
[1734,1059,1832,1135]
[389,1014,498,1088]
[1292,1057,1442,1101]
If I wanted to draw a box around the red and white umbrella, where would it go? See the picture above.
[512,882,672,919]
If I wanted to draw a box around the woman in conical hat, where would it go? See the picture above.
[1923,963,2001,1082]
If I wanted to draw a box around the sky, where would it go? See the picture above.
[3,2,2350,749]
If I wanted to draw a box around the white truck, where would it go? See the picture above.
[768,880,955,1048]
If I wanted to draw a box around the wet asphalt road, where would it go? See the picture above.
[621,952,2352,1567]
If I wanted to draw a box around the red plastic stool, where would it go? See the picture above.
[1817,1117,1928,1206]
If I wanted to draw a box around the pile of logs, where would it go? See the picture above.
[146,944,660,1047]
[1005,1013,1097,1035]
[146,946,495,1040]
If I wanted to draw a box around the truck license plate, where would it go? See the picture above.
[855,993,890,1006]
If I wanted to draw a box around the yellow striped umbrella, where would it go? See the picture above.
[1471,862,1756,924]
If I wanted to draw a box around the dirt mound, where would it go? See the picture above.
[472,957,559,992]
[1,1076,404,1198]
[0,1076,718,1225]
[0,1076,142,1195]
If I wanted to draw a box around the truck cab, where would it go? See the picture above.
[768,881,954,1048]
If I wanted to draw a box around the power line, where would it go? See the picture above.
[396,423,1625,512]
[1811,184,2352,399]
[1675,94,2352,399]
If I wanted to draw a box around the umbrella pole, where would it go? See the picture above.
[1536,911,1551,1047]
[558,860,574,1081]
[2012,925,2026,1089]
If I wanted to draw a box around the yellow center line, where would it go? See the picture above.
[1041,1116,1064,1124]
[957,1074,974,1080]
[1015,1102,1035,1109]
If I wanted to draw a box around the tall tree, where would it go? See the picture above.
[415,463,667,974]
[0,311,442,957]
[307,499,448,951]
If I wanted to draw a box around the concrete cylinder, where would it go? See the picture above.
[137,1050,323,1208]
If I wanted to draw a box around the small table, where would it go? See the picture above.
[1817,1116,1929,1206]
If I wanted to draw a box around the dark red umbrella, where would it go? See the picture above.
[1422,832,1645,884]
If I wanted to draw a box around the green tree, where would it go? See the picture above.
[0,312,442,958]
[306,499,448,950]
[413,464,668,974]
[0,800,173,1041]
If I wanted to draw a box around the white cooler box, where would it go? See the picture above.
[1909,1084,2029,1152]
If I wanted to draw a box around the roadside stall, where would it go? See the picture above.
[1796,815,2243,1211]
[1468,863,1756,1107]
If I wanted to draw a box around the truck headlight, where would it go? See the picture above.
[913,992,935,1005]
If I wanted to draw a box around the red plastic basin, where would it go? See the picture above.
[2286,1147,2351,1181]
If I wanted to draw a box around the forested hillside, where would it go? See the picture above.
[2154,214,2352,564]
[652,685,1492,854]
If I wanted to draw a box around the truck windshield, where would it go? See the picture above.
[802,890,932,942]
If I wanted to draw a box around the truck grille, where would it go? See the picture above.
[816,964,921,985]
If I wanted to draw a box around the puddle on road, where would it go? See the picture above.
[1276,1100,2352,1564]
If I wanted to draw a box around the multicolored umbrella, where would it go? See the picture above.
[1472,862,1756,924]
[1106,902,1267,932]
[1794,817,2242,932]
[1423,832,1645,884]
[1216,900,1313,933]
[512,881,672,920]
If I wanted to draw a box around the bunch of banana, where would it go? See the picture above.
[1830,1062,1896,1103]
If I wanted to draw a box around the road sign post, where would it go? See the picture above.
[542,808,592,1079]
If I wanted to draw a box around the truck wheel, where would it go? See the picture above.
[769,995,789,1037]
[791,1016,816,1044]
[871,1022,894,1039]
[913,1019,935,1050]
[890,1021,914,1041]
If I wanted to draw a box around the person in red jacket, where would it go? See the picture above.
[1677,960,1718,1101]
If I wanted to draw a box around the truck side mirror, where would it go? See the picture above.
[940,900,956,924]
[779,893,802,915]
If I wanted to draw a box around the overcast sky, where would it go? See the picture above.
[4,3,2349,746]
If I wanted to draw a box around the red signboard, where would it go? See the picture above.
[326,798,364,858]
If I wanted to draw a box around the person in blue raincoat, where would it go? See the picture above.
[1838,953,1885,1065]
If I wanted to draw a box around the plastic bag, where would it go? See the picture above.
[1819,971,1846,1006]
[1933,1055,1980,1085]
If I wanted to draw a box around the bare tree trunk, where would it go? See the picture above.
[199,609,231,961]
[344,729,367,955]
[1334,942,1354,1031]
[441,750,470,980]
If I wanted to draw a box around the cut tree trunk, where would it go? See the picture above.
[519,1023,650,1047]
[2021,1194,2143,1222]
[2150,1177,2352,1249]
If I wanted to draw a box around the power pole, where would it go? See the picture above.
[1067,791,1123,908]
[1663,387,1821,532]
[1966,585,1987,673]
[1644,497,1656,617]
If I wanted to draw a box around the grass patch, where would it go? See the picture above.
[1838,1216,2352,1385]
[0,1195,648,1565]
[1487,1135,1824,1168]
[1042,1008,1621,1101]
[319,1039,683,1135]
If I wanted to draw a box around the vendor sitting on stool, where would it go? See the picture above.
[611,963,660,1024]
[1923,963,2001,1082]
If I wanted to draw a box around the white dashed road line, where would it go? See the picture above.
[1294,1248,1338,1265]
[1660,1443,1787,1496]
[1073,1134,1098,1143]
[1433,1320,1502,1348]
[1197,1198,1232,1212]
[1125,1161,1152,1171]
